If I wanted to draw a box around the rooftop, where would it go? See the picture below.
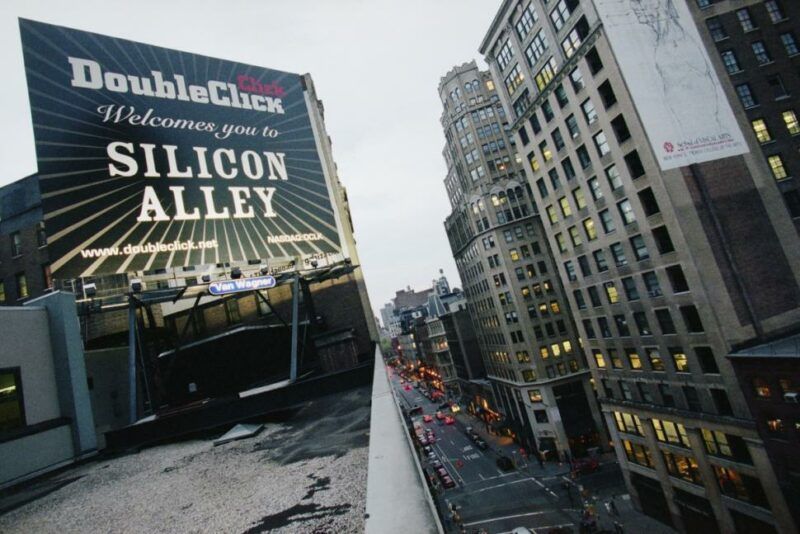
[730,334,800,359]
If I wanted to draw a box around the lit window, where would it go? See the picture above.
[568,226,582,246]
[605,283,619,304]
[0,281,5,303]
[546,205,558,224]
[559,197,572,217]
[556,233,568,252]
[573,187,587,210]
[528,389,543,402]
[782,111,800,135]
[672,350,689,373]
[767,419,785,433]
[535,57,558,91]
[648,348,665,371]
[753,378,771,398]
[0,369,25,431]
[486,79,495,91]
[593,131,611,157]
[768,154,789,180]
[583,218,597,241]
[594,351,606,368]
[627,350,642,369]
[15,273,28,299]
[751,119,772,143]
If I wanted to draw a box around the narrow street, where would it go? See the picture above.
[386,365,675,534]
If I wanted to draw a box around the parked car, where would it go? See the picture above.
[423,414,433,423]
[441,475,456,488]
[435,411,445,420]
[474,438,488,450]
[430,459,442,469]
[444,416,455,425]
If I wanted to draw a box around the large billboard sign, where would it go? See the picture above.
[594,0,749,170]
[19,19,342,279]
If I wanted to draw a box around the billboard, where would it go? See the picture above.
[19,19,342,279]
[594,0,749,170]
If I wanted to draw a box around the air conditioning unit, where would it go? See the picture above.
[784,392,799,403]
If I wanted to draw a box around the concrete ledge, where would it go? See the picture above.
[365,351,442,534]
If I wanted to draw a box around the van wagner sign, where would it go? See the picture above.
[19,19,342,278]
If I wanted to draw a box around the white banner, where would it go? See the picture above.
[594,0,749,170]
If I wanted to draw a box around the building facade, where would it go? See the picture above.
[440,61,605,459]
[480,1,800,532]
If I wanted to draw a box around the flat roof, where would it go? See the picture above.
[730,334,800,359]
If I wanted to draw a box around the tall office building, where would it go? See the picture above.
[480,1,800,532]
[440,60,605,459]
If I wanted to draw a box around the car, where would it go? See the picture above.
[435,466,448,477]
[474,438,488,450]
[423,414,433,423]
[496,456,515,471]
[435,411,445,420]
[441,475,456,488]
[444,416,455,425]
[403,385,412,391]
[427,452,437,462]
[510,528,533,534]
[572,457,599,475]
[422,445,432,454]
[430,459,442,469]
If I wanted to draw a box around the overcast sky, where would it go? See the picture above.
[0,0,500,320]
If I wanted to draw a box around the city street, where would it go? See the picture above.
[387,365,675,534]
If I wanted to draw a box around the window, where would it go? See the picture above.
[530,113,542,134]
[653,419,690,447]
[638,188,660,216]
[594,351,606,368]
[585,47,604,75]
[569,67,585,92]
[630,235,649,260]
[593,131,611,157]
[754,378,771,398]
[627,350,642,370]
[736,8,756,32]
[599,209,616,233]
[714,466,769,508]
[534,410,549,423]
[622,277,639,300]
[0,369,25,432]
[581,99,598,124]
[516,4,538,38]
[736,83,757,108]
[566,114,580,139]
[655,309,676,334]
[751,41,772,65]
[751,119,772,143]
[0,281,4,303]
[572,187,587,210]
[617,199,635,225]
[552,128,565,151]
[540,140,552,161]
[781,33,799,55]
[514,89,532,117]
[526,30,549,65]
[660,384,675,407]
[695,347,719,374]
[605,282,619,303]
[721,50,740,74]
[569,226,582,247]
[765,0,785,23]
[576,145,592,169]
[598,317,612,338]
[712,389,733,415]
[634,312,651,335]
[620,381,633,400]
[624,150,645,178]
[768,154,789,180]
[702,430,752,463]
[622,440,654,468]
[583,319,596,338]
[614,314,630,336]
[642,271,662,297]
[610,242,627,266]
[768,75,788,99]
[535,57,558,91]
[648,348,664,371]
[550,168,562,190]
[597,80,617,109]
[666,265,689,293]
[652,226,675,254]
[578,255,591,276]
[528,389,543,403]
[783,111,800,135]
[505,64,525,95]
[562,158,576,181]
[558,197,572,217]
[587,177,603,200]
[583,218,597,241]
[15,273,28,300]
[496,40,515,70]
[588,286,601,307]
[680,305,704,333]
[546,205,558,224]
[10,231,22,257]
[36,222,47,247]
[671,349,690,373]
[550,0,577,31]
[594,250,609,272]
[706,17,727,41]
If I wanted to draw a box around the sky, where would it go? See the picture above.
[0,0,501,320]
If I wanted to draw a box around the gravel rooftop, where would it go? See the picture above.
[0,385,371,534]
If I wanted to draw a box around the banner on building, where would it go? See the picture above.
[593,0,749,170]
[19,19,342,278]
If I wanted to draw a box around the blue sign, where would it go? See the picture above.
[208,275,276,295]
